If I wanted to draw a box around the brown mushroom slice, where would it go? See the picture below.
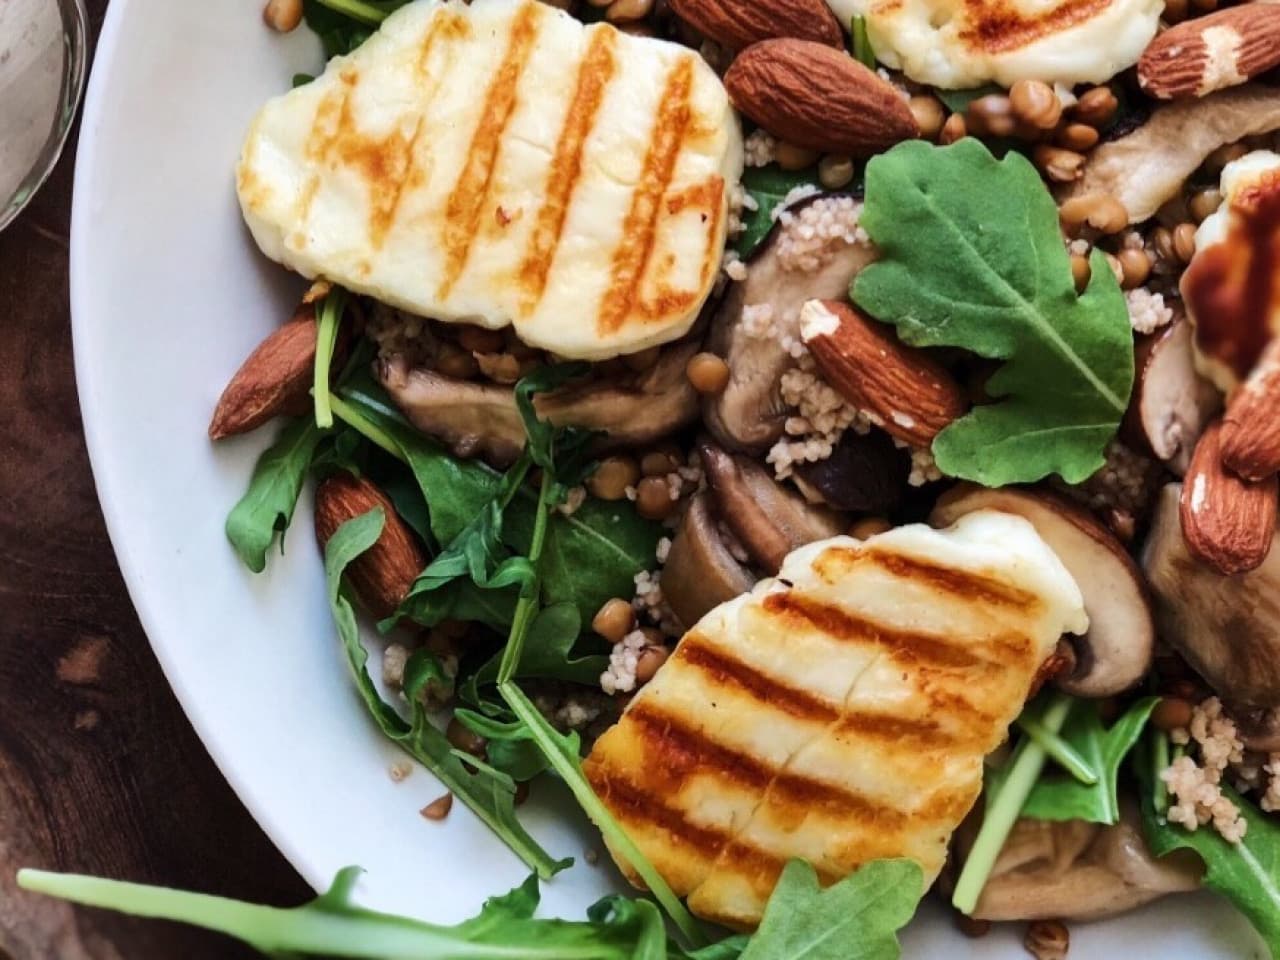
[931,485,1154,698]
[1144,482,1280,707]
[1065,85,1280,224]
[793,429,909,513]
[704,198,877,453]
[700,442,845,575]
[661,493,756,630]
[972,802,1201,922]
[1122,314,1222,475]
[1232,706,1280,753]
[379,340,701,467]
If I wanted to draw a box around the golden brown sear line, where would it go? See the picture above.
[597,56,695,334]
[438,1,543,298]
[959,0,1116,54]
[414,7,470,80]
[517,28,618,314]
[819,545,1042,612]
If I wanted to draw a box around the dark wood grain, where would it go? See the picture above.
[0,2,310,956]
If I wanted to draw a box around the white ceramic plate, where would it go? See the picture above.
[71,1,1264,955]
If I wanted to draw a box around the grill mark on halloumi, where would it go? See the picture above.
[678,638,964,750]
[817,545,1041,612]
[517,29,618,314]
[438,1,543,298]
[597,57,695,335]
[960,0,1116,53]
[763,591,996,673]
[415,7,470,79]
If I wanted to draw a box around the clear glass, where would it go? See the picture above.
[0,0,87,231]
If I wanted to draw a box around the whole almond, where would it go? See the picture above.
[1139,5,1280,99]
[315,473,427,620]
[1180,421,1278,576]
[1222,340,1280,482]
[724,39,918,157]
[800,299,966,447]
[209,306,319,440]
[667,0,843,51]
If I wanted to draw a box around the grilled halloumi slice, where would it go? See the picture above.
[237,0,743,360]
[584,511,1088,929]
[824,0,1161,89]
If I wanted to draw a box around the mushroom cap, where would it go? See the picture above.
[700,442,845,575]
[1122,313,1221,475]
[1143,482,1280,707]
[931,484,1154,698]
[661,493,756,631]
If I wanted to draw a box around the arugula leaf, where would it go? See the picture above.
[225,416,326,573]
[853,139,1134,486]
[302,0,403,58]
[850,17,876,69]
[17,867,671,959]
[935,85,1003,113]
[469,603,609,696]
[735,165,819,258]
[1020,697,1158,824]
[454,708,552,782]
[739,859,923,960]
[325,508,567,879]
[514,364,599,489]
[1142,784,1280,957]
[312,287,347,429]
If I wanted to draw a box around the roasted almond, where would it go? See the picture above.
[1139,5,1280,100]
[1222,340,1280,482]
[209,305,319,440]
[667,0,843,51]
[1180,420,1278,576]
[800,299,966,447]
[724,39,918,157]
[314,473,427,620]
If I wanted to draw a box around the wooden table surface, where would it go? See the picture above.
[0,3,311,956]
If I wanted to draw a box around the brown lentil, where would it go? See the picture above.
[967,94,1017,138]
[1024,919,1069,960]
[1059,195,1127,234]
[446,717,487,757]
[1173,222,1198,263]
[1010,79,1062,131]
[1118,248,1152,288]
[1189,187,1223,223]
[458,325,505,354]
[1034,145,1086,183]
[476,352,522,384]
[592,597,636,644]
[436,343,479,380]
[850,516,892,539]
[908,95,946,141]
[587,456,640,501]
[263,0,303,31]
[1056,123,1099,152]
[636,476,676,520]
[939,113,967,145]
[641,449,680,477]
[1072,86,1118,128]
[1070,253,1092,293]
[818,154,856,190]
[635,645,671,684]
[1153,696,1196,732]
[956,914,992,938]
[776,142,820,172]
[686,351,731,394]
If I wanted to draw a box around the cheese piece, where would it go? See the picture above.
[825,0,1161,89]
[237,0,743,360]
[583,511,1087,929]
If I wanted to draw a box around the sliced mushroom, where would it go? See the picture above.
[931,485,1154,698]
[1122,313,1222,475]
[704,197,876,453]
[700,442,844,575]
[1232,706,1280,753]
[969,801,1202,922]
[793,429,909,513]
[1143,482,1280,707]
[1065,85,1280,224]
[661,493,756,630]
[379,340,701,467]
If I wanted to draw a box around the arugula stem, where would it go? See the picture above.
[329,394,401,459]
[313,0,390,26]
[952,693,1075,915]
[313,289,346,430]
[1151,727,1171,817]
[498,469,555,685]
[498,682,705,946]
[1015,713,1098,785]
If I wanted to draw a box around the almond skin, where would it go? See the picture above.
[667,0,843,51]
[724,40,918,157]
[209,305,319,439]
[1222,340,1280,482]
[1139,5,1280,100]
[314,473,427,620]
[1180,421,1278,576]
[801,299,966,447]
